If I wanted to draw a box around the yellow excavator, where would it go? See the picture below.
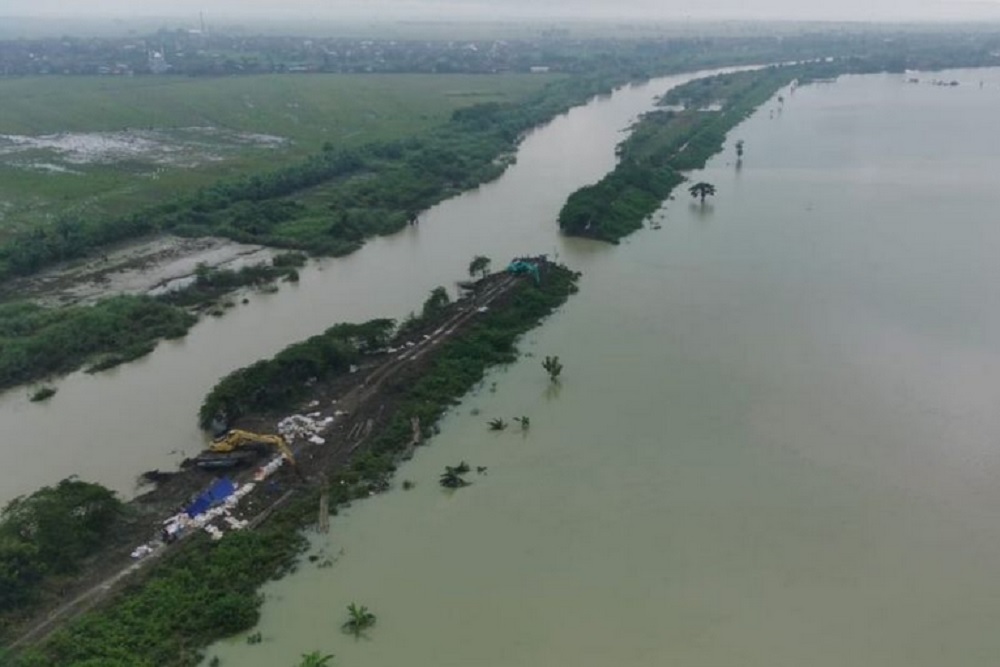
[194,429,296,470]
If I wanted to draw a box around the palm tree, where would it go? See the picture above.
[468,255,491,279]
[439,464,471,488]
[514,416,530,430]
[488,418,508,431]
[440,470,468,488]
[342,603,377,637]
[688,182,716,204]
[297,651,335,667]
[735,140,745,159]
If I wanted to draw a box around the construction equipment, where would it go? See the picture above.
[506,258,542,284]
[193,429,296,470]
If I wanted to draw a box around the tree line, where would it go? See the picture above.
[557,55,925,243]
[8,33,989,283]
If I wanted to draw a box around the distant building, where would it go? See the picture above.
[530,66,550,73]
[148,50,170,74]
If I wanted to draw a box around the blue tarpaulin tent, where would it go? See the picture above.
[185,477,236,518]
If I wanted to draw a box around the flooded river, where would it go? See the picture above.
[0,68,729,504]
[197,68,1000,666]
[3,64,1000,666]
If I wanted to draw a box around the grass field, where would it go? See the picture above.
[0,73,557,232]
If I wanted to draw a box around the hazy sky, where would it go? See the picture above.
[3,0,1000,22]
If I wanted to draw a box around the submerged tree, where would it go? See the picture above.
[342,603,376,637]
[514,416,530,431]
[542,355,563,382]
[440,462,472,489]
[468,255,492,280]
[488,418,508,431]
[735,139,745,159]
[297,652,335,667]
[688,182,717,204]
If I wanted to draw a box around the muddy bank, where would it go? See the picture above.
[1,235,275,306]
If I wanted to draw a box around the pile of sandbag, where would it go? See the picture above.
[277,412,335,445]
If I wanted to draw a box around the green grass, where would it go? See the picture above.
[0,74,558,143]
[0,73,558,233]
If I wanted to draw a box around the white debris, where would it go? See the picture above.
[131,544,154,559]
[254,455,286,481]
[277,413,335,442]
[223,516,249,531]
[309,435,326,445]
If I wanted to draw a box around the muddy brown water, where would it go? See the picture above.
[0,67,746,505]
[4,65,1000,666]
[198,68,1000,666]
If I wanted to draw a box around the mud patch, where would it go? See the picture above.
[2,235,277,306]
[0,127,288,170]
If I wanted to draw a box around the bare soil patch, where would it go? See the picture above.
[1,235,275,306]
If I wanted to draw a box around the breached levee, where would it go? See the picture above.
[6,259,579,667]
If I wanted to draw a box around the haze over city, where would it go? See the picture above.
[4,0,1000,22]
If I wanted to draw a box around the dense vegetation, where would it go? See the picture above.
[0,251,316,392]
[558,47,1000,243]
[199,319,396,428]
[0,72,622,276]
[0,296,196,391]
[559,65,798,241]
[2,37,996,393]
[0,73,558,236]
[7,29,996,281]
[13,264,579,666]
[0,480,122,618]
[159,258,303,309]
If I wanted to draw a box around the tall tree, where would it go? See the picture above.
[468,255,491,279]
[688,182,717,204]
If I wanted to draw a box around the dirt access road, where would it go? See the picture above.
[6,270,522,652]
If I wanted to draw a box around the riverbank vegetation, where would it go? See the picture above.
[8,30,993,282]
[11,264,578,666]
[0,296,196,392]
[0,251,316,392]
[0,73,558,237]
[159,256,304,309]
[0,36,995,394]
[198,319,396,429]
[27,386,55,402]
[558,65,800,241]
[558,49,998,243]
[0,480,122,621]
